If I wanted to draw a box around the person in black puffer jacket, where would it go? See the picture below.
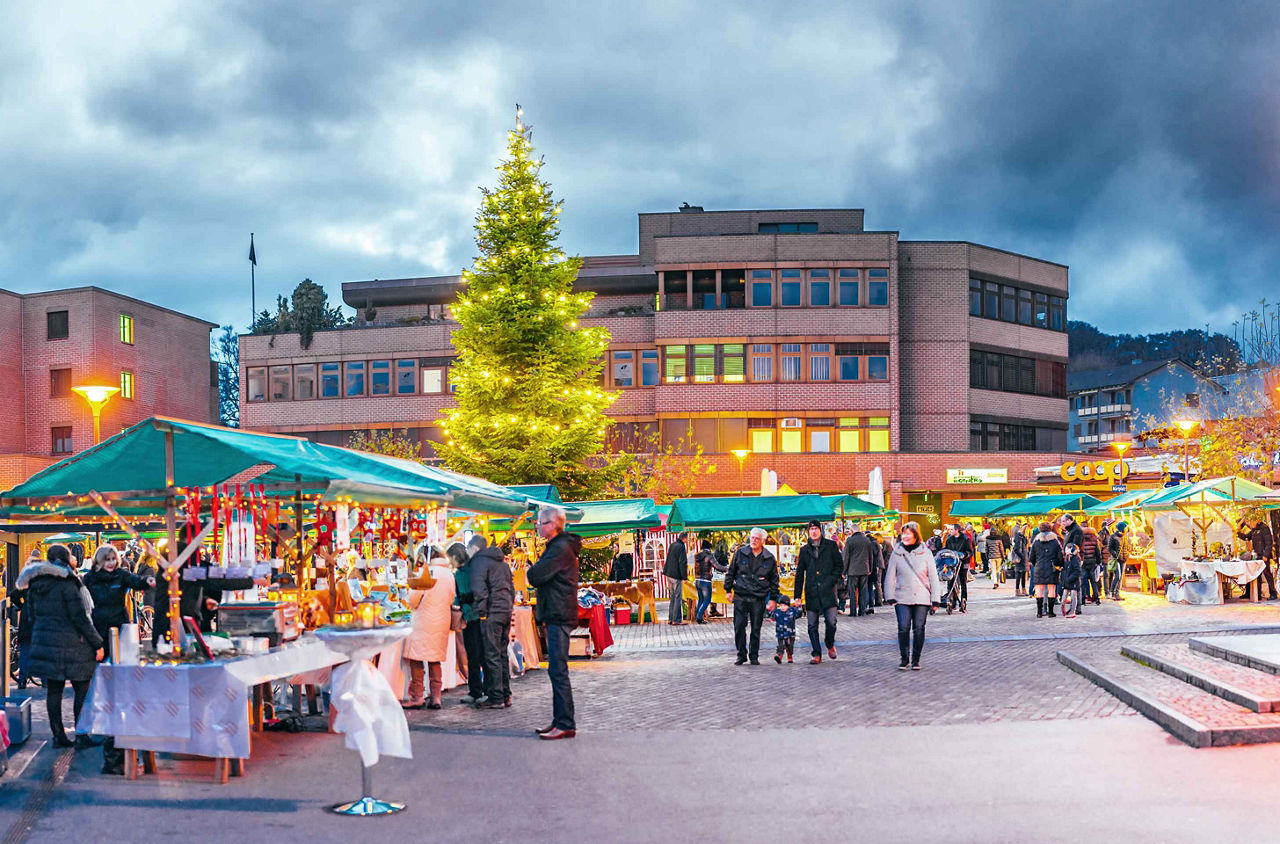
[470,536,515,709]
[84,545,155,651]
[1059,514,1084,555]
[1030,522,1065,617]
[18,544,104,748]
[693,539,727,624]
[527,506,581,739]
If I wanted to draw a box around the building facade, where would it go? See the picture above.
[0,286,218,489]
[1067,359,1226,453]
[240,207,1072,522]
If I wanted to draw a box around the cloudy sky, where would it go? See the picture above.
[3,1,1278,338]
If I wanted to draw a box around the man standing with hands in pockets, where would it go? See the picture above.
[725,527,780,666]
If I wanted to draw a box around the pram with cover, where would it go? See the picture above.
[935,550,966,614]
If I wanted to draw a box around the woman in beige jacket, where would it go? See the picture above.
[882,521,943,671]
[403,545,457,709]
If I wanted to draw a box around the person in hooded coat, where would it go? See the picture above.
[403,544,457,710]
[83,545,154,651]
[19,544,104,748]
[1030,522,1065,617]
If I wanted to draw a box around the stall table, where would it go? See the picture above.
[512,605,541,667]
[79,636,347,782]
[1168,557,1266,605]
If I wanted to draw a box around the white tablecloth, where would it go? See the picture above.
[78,636,348,759]
[376,632,464,698]
[1179,557,1265,586]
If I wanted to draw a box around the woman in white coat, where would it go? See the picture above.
[403,545,457,709]
[883,521,942,671]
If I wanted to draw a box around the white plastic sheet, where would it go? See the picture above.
[315,625,413,767]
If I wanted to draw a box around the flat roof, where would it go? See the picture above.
[899,240,1069,270]
[0,285,218,327]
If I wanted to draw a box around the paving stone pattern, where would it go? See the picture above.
[1129,643,1280,704]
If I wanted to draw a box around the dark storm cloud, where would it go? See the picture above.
[0,0,1277,335]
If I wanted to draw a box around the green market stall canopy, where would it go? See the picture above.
[668,494,858,531]
[0,416,552,520]
[1083,488,1162,516]
[948,494,1103,519]
[1138,477,1273,510]
[818,495,887,518]
[948,499,1018,518]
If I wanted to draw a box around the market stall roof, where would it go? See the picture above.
[1083,488,1162,515]
[818,494,886,518]
[987,493,1104,517]
[948,499,1018,518]
[1139,477,1273,510]
[667,494,836,531]
[563,498,661,537]
[508,484,563,504]
[0,416,541,519]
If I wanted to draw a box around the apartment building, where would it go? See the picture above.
[0,286,218,489]
[240,207,1071,526]
[1067,359,1226,453]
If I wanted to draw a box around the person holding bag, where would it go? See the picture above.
[882,522,942,671]
[403,545,456,710]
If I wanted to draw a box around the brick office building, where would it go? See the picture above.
[240,207,1072,529]
[0,286,218,489]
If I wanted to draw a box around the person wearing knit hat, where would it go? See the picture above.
[1107,522,1129,600]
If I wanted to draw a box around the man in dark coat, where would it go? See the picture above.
[725,527,780,665]
[795,520,842,663]
[662,533,689,625]
[1060,514,1084,554]
[1107,522,1128,601]
[943,524,972,613]
[18,545,103,748]
[470,536,516,709]
[1079,526,1106,605]
[527,506,581,740]
[842,527,875,617]
[1239,517,1278,600]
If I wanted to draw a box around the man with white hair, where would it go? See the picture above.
[724,527,780,665]
[527,505,581,740]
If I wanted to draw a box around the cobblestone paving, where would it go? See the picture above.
[1129,642,1280,701]
[608,576,1280,652]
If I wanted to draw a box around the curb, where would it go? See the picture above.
[1122,645,1278,713]
[1189,637,1280,676]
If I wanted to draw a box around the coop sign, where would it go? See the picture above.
[946,468,1008,485]
[1059,460,1130,483]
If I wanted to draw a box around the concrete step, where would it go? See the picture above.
[1122,643,1280,713]
[1189,633,1280,675]
[1058,648,1280,748]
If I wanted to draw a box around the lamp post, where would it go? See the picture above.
[731,449,750,496]
[71,384,120,445]
[1174,418,1198,483]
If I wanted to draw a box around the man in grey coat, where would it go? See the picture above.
[842,528,875,616]
[469,535,515,710]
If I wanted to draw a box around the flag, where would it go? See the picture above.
[249,234,257,266]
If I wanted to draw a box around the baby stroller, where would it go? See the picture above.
[935,550,965,614]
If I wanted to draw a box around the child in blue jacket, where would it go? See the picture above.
[769,595,804,663]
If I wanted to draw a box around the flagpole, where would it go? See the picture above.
[249,232,256,327]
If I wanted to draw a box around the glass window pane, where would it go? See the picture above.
[693,344,716,383]
[1002,286,1017,322]
[868,281,889,306]
[780,355,801,381]
[780,269,801,278]
[370,360,391,395]
[809,269,830,278]
[665,346,687,383]
[810,430,831,453]
[868,417,890,427]
[780,429,802,453]
[838,268,860,278]
[780,282,802,306]
[722,344,745,383]
[422,368,443,393]
[752,356,773,382]
[838,430,861,453]
[751,343,773,353]
[641,349,659,386]
[751,269,773,278]
[810,355,830,380]
[984,282,1000,319]
[970,280,982,316]
[396,360,416,394]
[750,429,774,453]
[867,430,890,452]
[839,356,859,381]
[839,281,859,306]
[345,362,366,396]
[752,282,773,306]
[320,363,340,398]
[295,364,316,399]
[1018,290,1033,325]
[780,343,802,353]
[1034,293,1049,328]
[247,367,267,402]
[1050,296,1065,331]
[867,356,888,380]
[612,351,634,387]
[270,366,292,401]
[810,281,830,306]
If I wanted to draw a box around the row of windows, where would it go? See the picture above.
[968,279,1065,331]
[49,368,135,400]
[969,421,1068,452]
[611,416,892,455]
[633,342,890,388]
[1074,418,1131,437]
[245,359,452,402]
[757,222,818,233]
[45,311,135,345]
[968,351,1067,399]
[661,267,889,311]
[1074,389,1127,408]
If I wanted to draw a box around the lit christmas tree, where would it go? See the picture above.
[436,111,620,497]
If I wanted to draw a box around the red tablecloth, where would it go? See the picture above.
[577,605,613,654]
